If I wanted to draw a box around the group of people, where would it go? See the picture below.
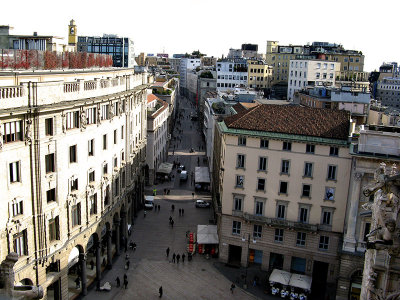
[166,247,187,264]
[115,274,128,289]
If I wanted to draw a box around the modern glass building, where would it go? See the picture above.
[77,34,135,67]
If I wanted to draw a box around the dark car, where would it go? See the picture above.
[195,199,211,208]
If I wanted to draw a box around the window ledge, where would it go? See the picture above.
[235,186,244,189]
[280,172,290,176]
[302,176,313,179]
[257,170,268,174]
[301,195,311,199]
[326,179,337,183]
[278,192,288,196]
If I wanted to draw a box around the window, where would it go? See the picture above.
[329,146,339,156]
[45,118,54,136]
[277,204,286,219]
[259,157,267,171]
[253,224,262,239]
[232,221,241,235]
[69,145,77,163]
[281,160,290,174]
[3,121,23,144]
[101,104,110,120]
[121,126,124,139]
[86,108,96,125]
[255,200,264,215]
[319,236,329,250]
[49,217,60,241]
[12,199,23,216]
[89,170,95,183]
[236,175,244,188]
[71,203,81,227]
[302,184,311,198]
[114,130,117,144]
[296,232,306,246]
[325,187,335,201]
[322,210,332,225]
[45,154,55,173]
[13,230,27,256]
[257,178,266,191]
[104,186,110,206]
[279,181,288,194]
[103,134,107,150]
[47,188,56,203]
[274,228,283,242]
[70,178,78,192]
[9,161,20,183]
[90,194,97,215]
[304,162,313,177]
[66,111,80,129]
[114,157,118,168]
[327,165,337,180]
[103,163,108,175]
[299,206,309,223]
[88,139,94,156]
[237,154,245,168]
[282,141,291,151]
[306,144,315,154]
[316,72,320,79]
[233,196,242,211]
[238,136,246,146]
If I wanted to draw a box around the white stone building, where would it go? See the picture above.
[287,59,340,100]
[179,57,201,93]
[0,68,148,299]
[216,59,248,91]
[146,94,169,185]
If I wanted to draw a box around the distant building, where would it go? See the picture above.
[179,57,201,95]
[216,58,248,91]
[247,59,273,89]
[376,77,400,108]
[77,34,135,67]
[287,58,340,100]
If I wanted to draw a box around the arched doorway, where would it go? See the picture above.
[349,270,363,300]
[67,245,86,299]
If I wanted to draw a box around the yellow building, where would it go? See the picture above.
[247,59,273,89]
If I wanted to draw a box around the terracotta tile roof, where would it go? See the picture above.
[224,104,350,140]
[147,94,159,103]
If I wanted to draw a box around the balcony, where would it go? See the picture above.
[243,212,318,232]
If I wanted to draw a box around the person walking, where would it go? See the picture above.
[178,208,181,216]
[125,260,130,270]
[182,253,186,263]
[115,276,120,288]
[172,253,176,263]
[176,254,180,263]
[159,286,163,298]
[123,278,128,289]
[166,247,170,258]
[169,216,172,224]
[171,204,175,212]
[144,210,147,218]
[171,219,174,228]
[230,283,236,293]
[182,209,184,215]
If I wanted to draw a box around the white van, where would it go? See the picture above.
[180,170,188,181]
[144,195,154,210]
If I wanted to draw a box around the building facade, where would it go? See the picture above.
[336,125,400,300]
[214,105,351,299]
[216,59,248,91]
[287,59,340,100]
[376,77,400,108]
[146,94,169,185]
[179,57,201,95]
[247,59,272,89]
[0,68,148,299]
[77,35,135,68]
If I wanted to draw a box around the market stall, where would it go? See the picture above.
[156,162,173,182]
[269,269,291,296]
[197,225,219,257]
[194,167,210,192]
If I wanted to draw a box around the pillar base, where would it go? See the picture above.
[342,238,357,252]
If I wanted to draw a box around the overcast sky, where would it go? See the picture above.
[3,0,398,71]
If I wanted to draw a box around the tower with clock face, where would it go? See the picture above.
[68,19,77,45]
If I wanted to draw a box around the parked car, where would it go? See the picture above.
[195,199,211,208]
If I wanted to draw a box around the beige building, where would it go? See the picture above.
[247,59,273,89]
[213,104,351,299]
[0,68,148,299]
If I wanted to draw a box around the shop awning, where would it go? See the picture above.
[157,162,173,174]
[288,273,312,291]
[195,167,210,184]
[197,225,218,244]
[269,269,291,286]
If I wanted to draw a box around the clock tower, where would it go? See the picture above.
[68,19,77,45]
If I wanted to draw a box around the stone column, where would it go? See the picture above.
[121,212,127,244]
[343,171,363,252]
[106,230,112,269]
[95,242,101,284]
[115,220,120,256]
[80,253,87,296]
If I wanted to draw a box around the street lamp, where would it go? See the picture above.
[242,233,256,289]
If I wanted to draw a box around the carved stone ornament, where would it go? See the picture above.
[97,107,101,125]
[62,112,66,132]
[80,110,87,130]
[361,163,400,299]
[109,103,114,118]
[25,120,32,145]
[119,100,123,115]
